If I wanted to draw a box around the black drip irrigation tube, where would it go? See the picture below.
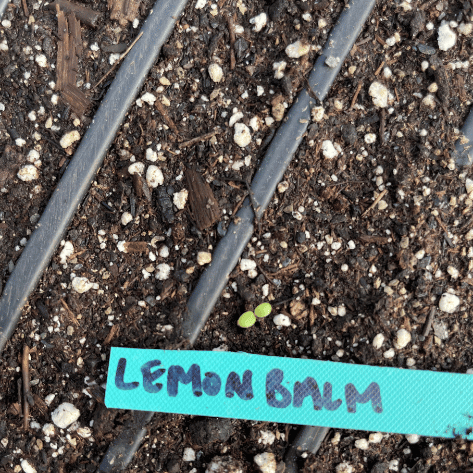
[0,0,8,19]
[99,0,377,471]
[0,0,189,352]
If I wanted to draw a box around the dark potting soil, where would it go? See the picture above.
[2,0,473,472]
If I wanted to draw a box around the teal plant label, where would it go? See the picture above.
[105,348,473,439]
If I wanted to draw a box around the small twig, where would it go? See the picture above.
[422,307,436,338]
[60,298,79,326]
[273,290,305,307]
[327,179,369,187]
[155,100,180,136]
[22,345,30,430]
[93,32,143,89]
[362,189,387,217]
[220,177,260,222]
[380,108,386,143]
[255,261,278,287]
[374,60,385,76]
[67,249,87,261]
[21,0,29,16]
[350,81,363,109]
[223,11,236,70]
[179,128,221,148]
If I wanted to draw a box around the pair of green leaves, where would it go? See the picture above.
[237,303,272,328]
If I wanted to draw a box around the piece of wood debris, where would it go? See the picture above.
[56,8,91,115]
[362,189,387,217]
[185,168,222,231]
[122,241,149,253]
[107,0,140,26]
[179,128,221,149]
[93,32,143,89]
[47,0,101,27]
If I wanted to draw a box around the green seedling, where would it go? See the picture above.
[255,302,272,318]
[237,311,257,328]
[237,303,272,328]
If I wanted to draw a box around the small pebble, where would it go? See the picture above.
[273,314,291,327]
[60,130,80,148]
[383,348,395,359]
[51,403,80,429]
[197,251,212,265]
[208,63,224,83]
[369,432,383,443]
[439,293,460,313]
[365,133,376,144]
[183,447,196,462]
[141,92,156,105]
[406,434,420,444]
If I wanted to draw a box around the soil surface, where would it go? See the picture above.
[2,0,473,472]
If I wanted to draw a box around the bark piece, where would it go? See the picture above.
[47,0,101,27]
[56,9,90,115]
[107,0,141,26]
[0,145,21,188]
[185,168,221,231]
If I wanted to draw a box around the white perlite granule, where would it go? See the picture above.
[141,92,156,105]
[155,263,171,280]
[173,189,188,209]
[146,165,164,188]
[128,162,145,175]
[18,165,39,182]
[285,40,310,58]
[59,241,74,264]
[240,259,256,271]
[233,123,251,147]
[321,140,338,159]
[438,22,456,51]
[254,452,276,473]
[51,403,80,428]
[394,328,411,349]
[60,130,80,148]
[369,81,392,108]
[71,277,95,293]
[197,251,212,265]
[273,314,291,327]
[439,293,460,313]
[250,12,267,32]
[21,460,37,473]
